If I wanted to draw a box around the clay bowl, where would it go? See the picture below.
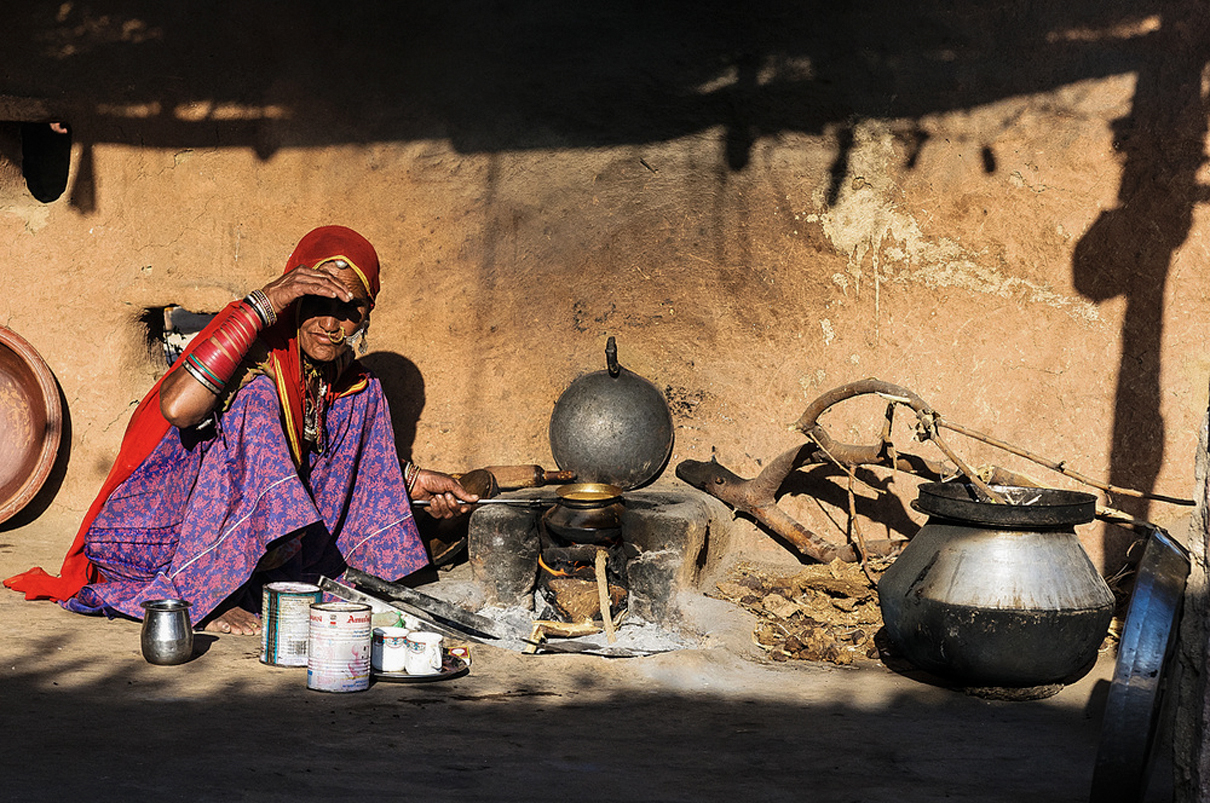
[0,327,61,523]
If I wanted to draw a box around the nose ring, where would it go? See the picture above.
[324,329,347,345]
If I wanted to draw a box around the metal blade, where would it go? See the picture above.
[343,568,515,641]
[411,498,550,508]
[525,639,667,658]
[319,576,497,645]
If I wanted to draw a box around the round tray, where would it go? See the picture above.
[372,656,469,683]
[0,327,61,524]
[914,482,1097,527]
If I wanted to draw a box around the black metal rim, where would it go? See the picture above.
[915,482,1097,527]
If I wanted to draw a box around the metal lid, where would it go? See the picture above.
[556,482,624,504]
[548,337,674,490]
[914,482,1097,527]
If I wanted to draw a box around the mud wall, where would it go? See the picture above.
[2,2,1207,572]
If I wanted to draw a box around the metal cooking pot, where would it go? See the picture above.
[879,483,1114,688]
[548,337,674,490]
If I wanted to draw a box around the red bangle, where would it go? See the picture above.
[182,301,265,394]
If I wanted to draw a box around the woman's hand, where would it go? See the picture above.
[261,264,356,317]
[411,470,479,519]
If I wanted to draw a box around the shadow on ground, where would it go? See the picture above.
[2,593,1116,803]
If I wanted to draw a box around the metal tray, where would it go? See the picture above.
[372,656,469,683]
[0,326,62,524]
[1090,528,1189,802]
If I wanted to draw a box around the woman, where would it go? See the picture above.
[5,226,476,635]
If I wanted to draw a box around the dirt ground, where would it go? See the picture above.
[2,507,1149,803]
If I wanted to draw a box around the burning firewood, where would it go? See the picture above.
[545,577,627,623]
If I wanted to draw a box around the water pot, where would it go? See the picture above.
[542,482,625,543]
[878,483,1114,687]
[140,598,194,665]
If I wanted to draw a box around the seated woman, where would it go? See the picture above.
[5,225,476,635]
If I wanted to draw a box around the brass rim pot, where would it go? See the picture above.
[542,482,625,544]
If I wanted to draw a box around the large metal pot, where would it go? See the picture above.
[878,483,1114,688]
[548,337,673,490]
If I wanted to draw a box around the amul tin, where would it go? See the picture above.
[306,601,372,692]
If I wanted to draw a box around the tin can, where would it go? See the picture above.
[306,601,372,692]
[260,582,323,667]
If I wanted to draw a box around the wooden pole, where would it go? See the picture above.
[595,549,617,644]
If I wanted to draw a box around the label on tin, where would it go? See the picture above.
[261,582,322,667]
[307,602,372,692]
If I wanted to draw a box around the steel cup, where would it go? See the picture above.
[140,598,194,665]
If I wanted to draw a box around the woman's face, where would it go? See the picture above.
[297,260,371,363]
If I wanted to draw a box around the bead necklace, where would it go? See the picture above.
[302,357,330,454]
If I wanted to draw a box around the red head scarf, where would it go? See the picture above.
[263,225,381,464]
[4,226,381,602]
[286,225,381,305]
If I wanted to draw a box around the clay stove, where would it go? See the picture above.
[467,486,723,628]
[536,521,631,623]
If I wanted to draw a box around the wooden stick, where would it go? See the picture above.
[523,623,544,654]
[845,473,877,587]
[805,430,879,493]
[595,549,617,644]
[937,417,1194,506]
[909,409,1006,503]
[532,620,601,638]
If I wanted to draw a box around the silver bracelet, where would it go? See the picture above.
[243,289,277,327]
[182,355,224,395]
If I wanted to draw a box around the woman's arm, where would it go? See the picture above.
[159,267,358,429]
[159,365,226,428]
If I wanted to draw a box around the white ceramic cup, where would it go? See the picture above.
[404,631,444,676]
[371,626,411,673]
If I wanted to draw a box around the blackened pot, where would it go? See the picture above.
[878,483,1114,688]
[548,337,673,490]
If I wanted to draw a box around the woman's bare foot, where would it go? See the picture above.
[203,607,261,635]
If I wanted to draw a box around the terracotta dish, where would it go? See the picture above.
[0,327,61,523]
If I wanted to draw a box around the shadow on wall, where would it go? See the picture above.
[779,464,922,543]
[2,2,1179,186]
[1072,3,1210,565]
[361,351,425,465]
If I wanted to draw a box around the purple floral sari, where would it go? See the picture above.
[66,375,427,622]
